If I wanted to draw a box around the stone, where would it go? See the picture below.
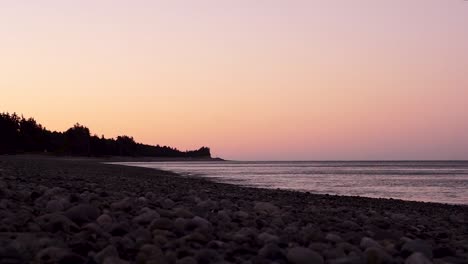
[35,247,80,264]
[103,256,130,264]
[133,208,160,225]
[405,252,432,264]
[111,198,132,211]
[287,247,324,264]
[136,244,164,264]
[360,237,381,249]
[65,204,100,225]
[36,213,79,233]
[402,239,433,259]
[176,256,197,264]
[326,233,343,244]
[254,202,280,214]
[97,214,113,227]
[94,245,119,263]
[150,218,174,230]
[45,199,68,213]
[257,232,280,245]
[186,216,212,232]
[174,208,194,218]
[258,243,283,259]
[161,198,175,209]
[364,247,392,264]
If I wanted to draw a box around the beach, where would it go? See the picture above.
[0,155,467,264]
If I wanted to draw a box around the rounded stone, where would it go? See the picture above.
[287,247,324,264]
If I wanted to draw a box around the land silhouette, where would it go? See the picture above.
[0,112,211,158]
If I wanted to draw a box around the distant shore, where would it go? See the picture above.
[0,155,466,263]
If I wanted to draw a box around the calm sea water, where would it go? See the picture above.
[115,161,468,205]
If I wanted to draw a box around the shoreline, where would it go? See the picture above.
[0,155,467,263]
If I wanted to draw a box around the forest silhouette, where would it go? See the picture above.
[0,112,211,158]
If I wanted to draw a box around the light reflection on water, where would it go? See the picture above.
[115,161,468,205]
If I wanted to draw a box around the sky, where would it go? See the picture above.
[1,0,468,160]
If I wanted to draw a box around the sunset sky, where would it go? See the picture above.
[1,1,468,160]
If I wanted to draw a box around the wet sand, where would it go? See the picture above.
[0,155,467,263]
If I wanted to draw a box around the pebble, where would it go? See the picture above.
[405,252,433,264]
[254,202,280,214]
[65,203,100,224]
[402,239,433,259]
[287,247,324,264]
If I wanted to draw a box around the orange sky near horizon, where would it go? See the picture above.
[1,1,468,160]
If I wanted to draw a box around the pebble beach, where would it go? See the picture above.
[0,155,467,264]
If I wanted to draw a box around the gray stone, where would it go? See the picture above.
[97,214,113,227]
[111,198,132,211]
[287,247,324,264]
[326,233,343,244]
[133,208,159,225]
[176,256,197,264]
[402,239,433,259]
[65,203,100,224]
[360,237,381,249]
[405,252,432,264]
[257,232,280,245]
[103,256,130,264]
[254,202,280,214]
[95,245,119,263]
[364,247,392,264]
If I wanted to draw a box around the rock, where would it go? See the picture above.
[254,202,280,214]
[107,222,130,237]
[37,213,79,232]
[133,208,160,225]
[136,244,164,264]
[65,204,100,225]
[364,247,392,264]
[174,208,194,218]
[195,248,221,263]
[145,192,156,200]
[94,245,119,263]
[287,247,324,264]
[324,248,347,260]
[35,247,83,264]
[328,256,364,264]
[257,232,280,245]
[97,214,113,227]
[360,237,381,249]
[150,218,174,230]
[45,199,68,213]
[176,256,197,264]
[326,233,343,244]
[103,256,130,264]
[111,198,133,211]
[161,198,175,209]
[186,216,212,232]
[405,252,432,264]
[174,218,188,233]
[402,239,433,259]
[258,243,284,259]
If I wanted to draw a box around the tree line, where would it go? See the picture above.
[0,112,211,158]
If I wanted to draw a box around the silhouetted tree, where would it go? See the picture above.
[64,123,91,155]
[0,112,212,158]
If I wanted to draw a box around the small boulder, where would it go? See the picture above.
[402,239,433,259]
[254,202,280,214]
[405,252,432,264]
[287,247,324,264]
[65,204,100,225]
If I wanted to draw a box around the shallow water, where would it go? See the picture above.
[115,161,468,205]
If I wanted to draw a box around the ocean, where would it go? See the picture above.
[116,161,468,205]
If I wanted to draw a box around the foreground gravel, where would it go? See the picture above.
[0,156,467,264]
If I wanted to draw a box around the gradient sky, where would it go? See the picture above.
[1,1,468,160]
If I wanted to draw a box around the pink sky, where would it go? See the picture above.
[1,1,468,160]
